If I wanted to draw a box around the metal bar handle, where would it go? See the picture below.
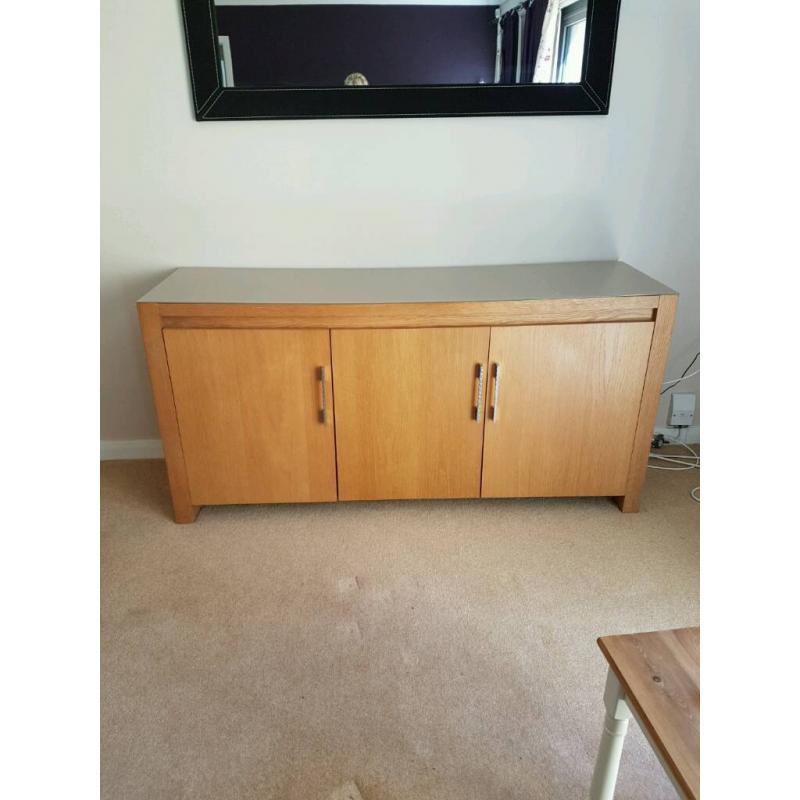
[491,363,501,421]
[474,363,485,421]
[318,366,327,424]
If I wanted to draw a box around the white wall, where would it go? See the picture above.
[101,0,699,444]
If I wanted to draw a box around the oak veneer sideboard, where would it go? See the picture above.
[137,263,677,523]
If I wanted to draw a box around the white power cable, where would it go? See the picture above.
[648,434,700,501]
[656,354,701,501]
[649,441,699,469]
[648,459,699,470]
[662,368,700,388]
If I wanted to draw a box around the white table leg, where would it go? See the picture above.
[589,667,633,800]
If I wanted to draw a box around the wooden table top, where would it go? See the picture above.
[598,627,700,799]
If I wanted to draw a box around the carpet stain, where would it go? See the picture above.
[327,782,364,800]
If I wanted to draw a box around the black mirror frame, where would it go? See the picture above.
[180,0,621,120]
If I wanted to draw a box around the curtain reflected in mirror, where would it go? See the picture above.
[212,0,588,88]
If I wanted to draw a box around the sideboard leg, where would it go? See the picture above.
[173,502,200,524]
[617,294,678,515]
[138,302,198,525]
[614,494,640,513]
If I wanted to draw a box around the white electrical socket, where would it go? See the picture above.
[668,392,696,427]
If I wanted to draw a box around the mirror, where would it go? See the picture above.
[212,0,588,89]
[180,0,619,119]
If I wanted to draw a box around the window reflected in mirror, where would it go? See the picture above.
[212,0,589,89]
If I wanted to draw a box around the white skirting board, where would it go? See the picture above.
[101,439,164,460]
[101,426,699,461]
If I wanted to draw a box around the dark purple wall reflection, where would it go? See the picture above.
[215,5,498,88]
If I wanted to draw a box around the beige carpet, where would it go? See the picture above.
[101,456,699,800]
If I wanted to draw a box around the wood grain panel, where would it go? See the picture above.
[163,329,336,505]
[158,295,658,329]
[332,327,490,500]
[598,627,700,800]
[481,322,654,497]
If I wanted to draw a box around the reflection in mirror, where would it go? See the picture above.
[212,0,588,89]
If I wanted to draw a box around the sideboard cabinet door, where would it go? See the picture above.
[163,329,337,505]
[331,327,490,501]
[481,322,655,498]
